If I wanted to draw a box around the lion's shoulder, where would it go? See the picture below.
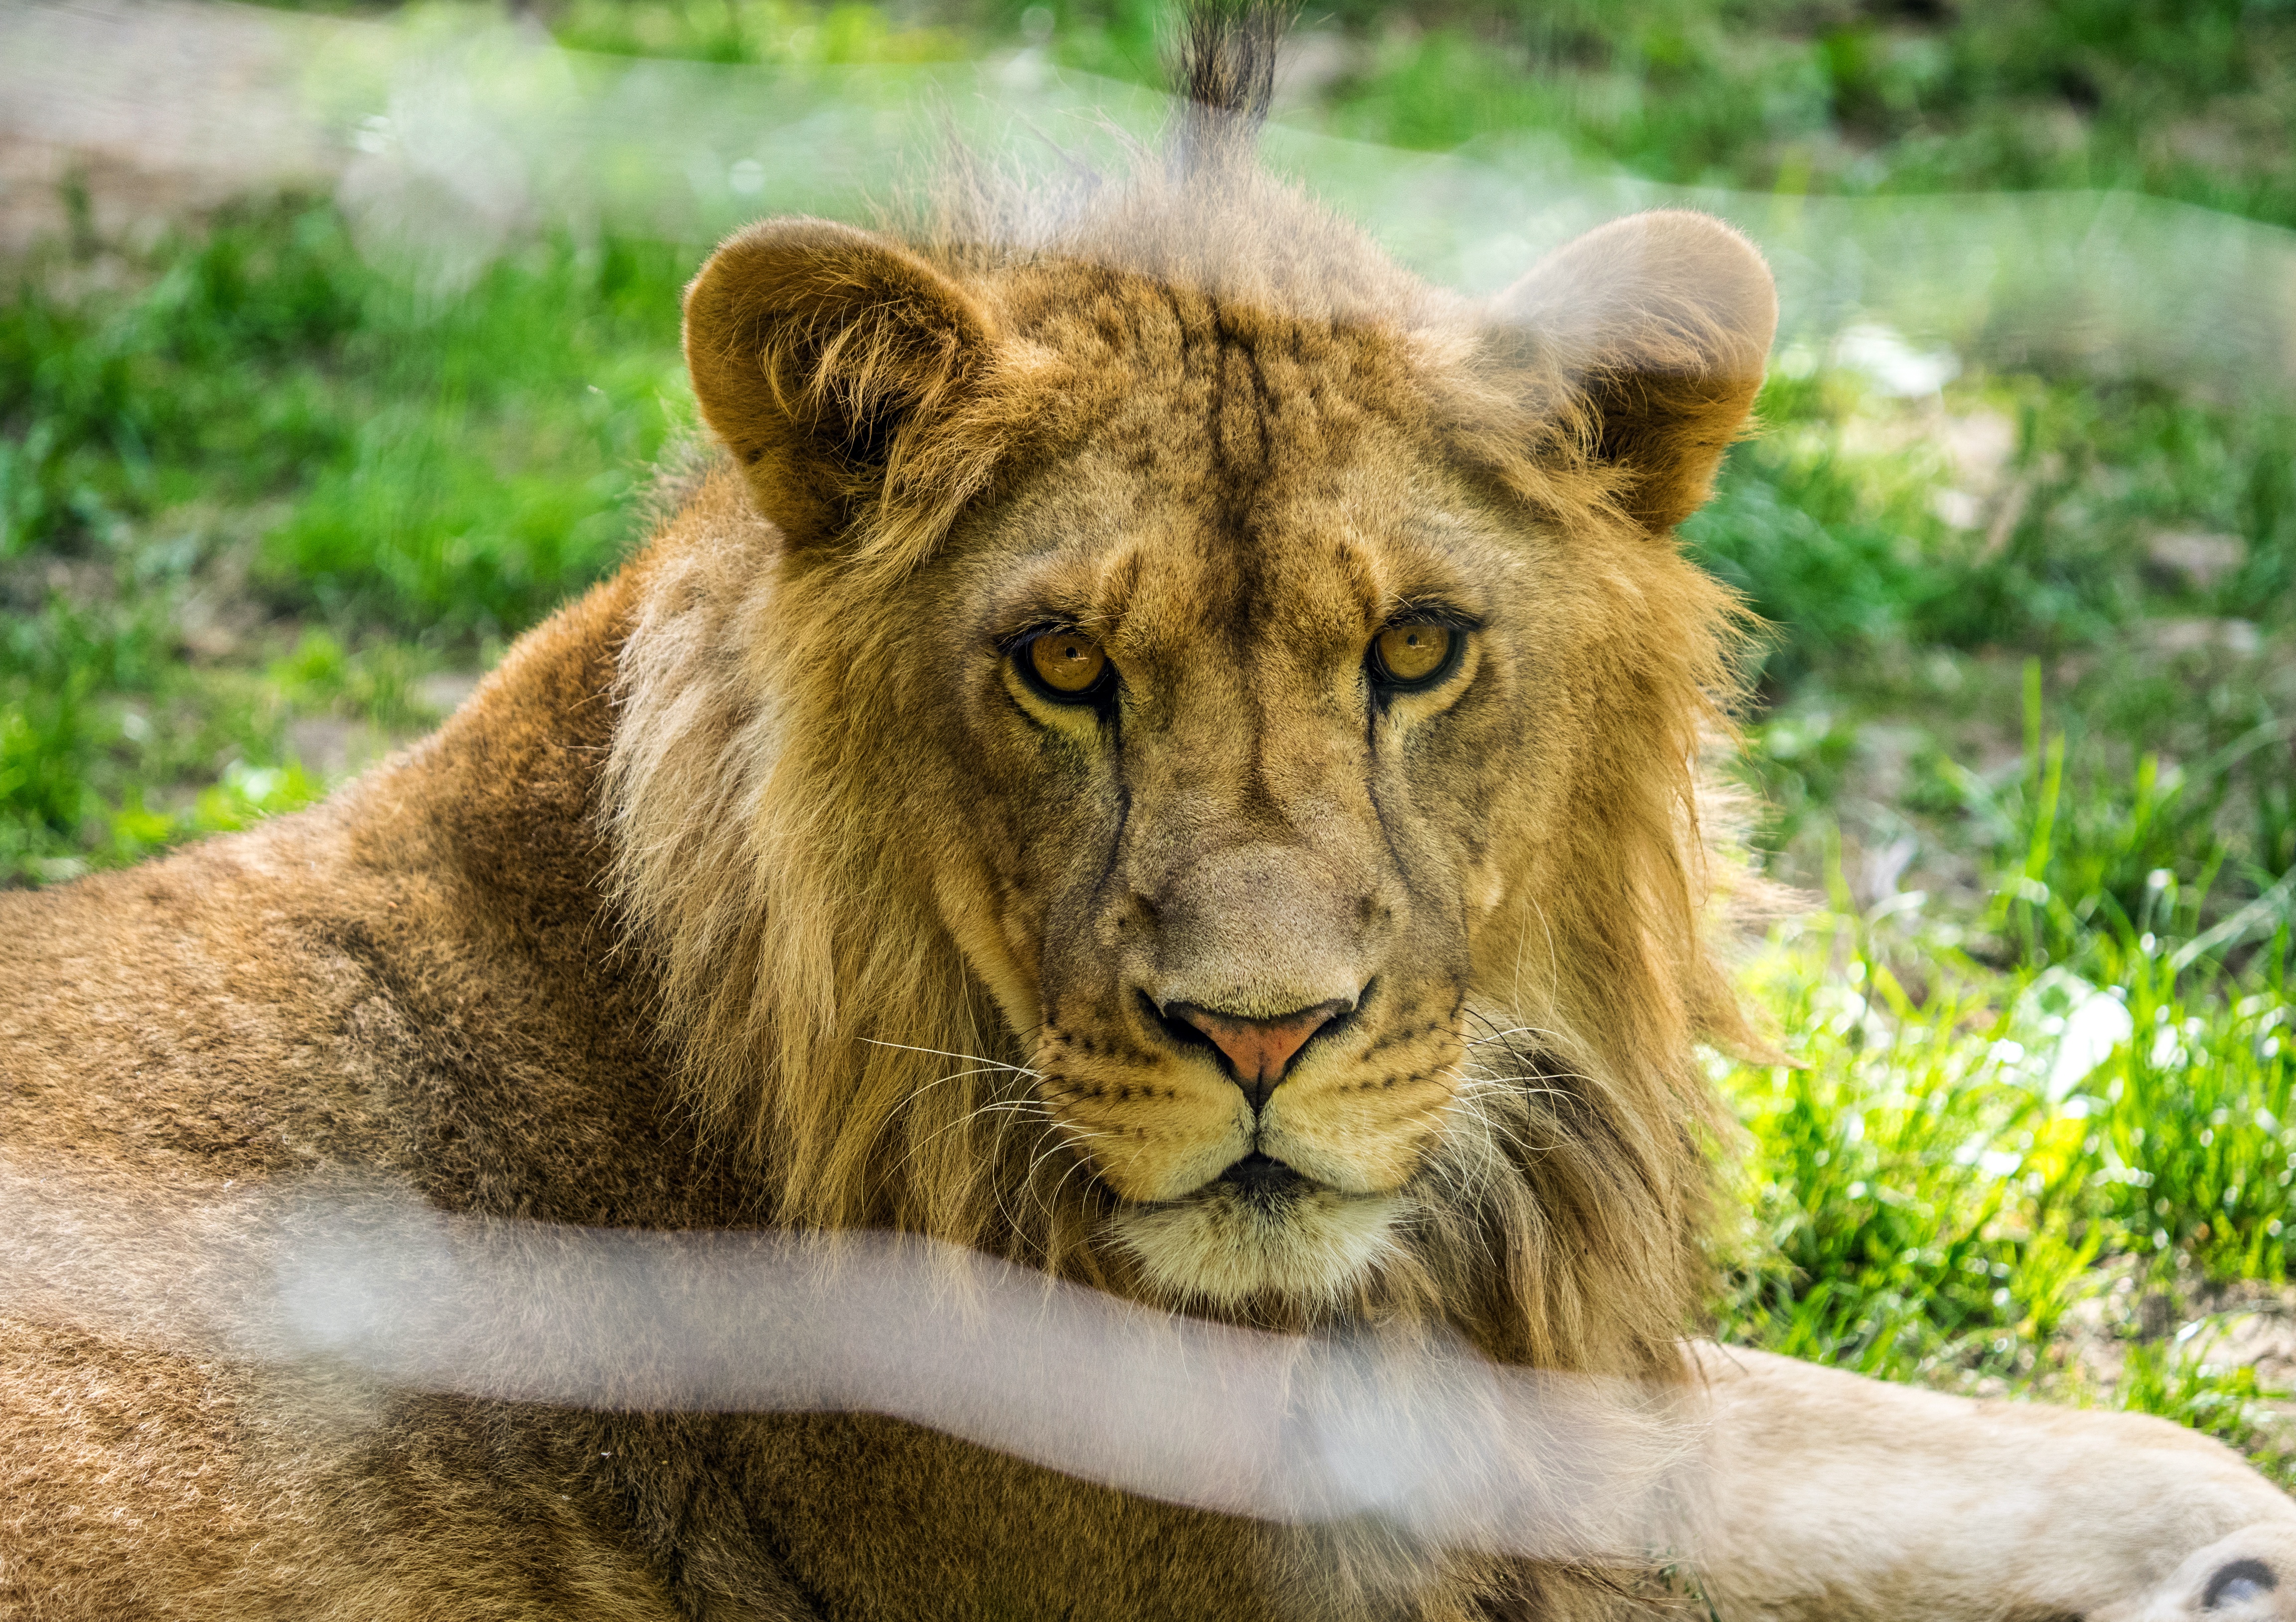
[0,550,723,1216]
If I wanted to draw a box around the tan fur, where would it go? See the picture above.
[4,15,2289,1620]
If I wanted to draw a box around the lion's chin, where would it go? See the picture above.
[1109,1185,1406,1312]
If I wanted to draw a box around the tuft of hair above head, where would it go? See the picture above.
[1167,1,1294,170]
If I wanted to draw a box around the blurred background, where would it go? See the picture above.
[3,0,2294,1470]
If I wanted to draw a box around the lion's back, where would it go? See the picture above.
[0,812,398,1187]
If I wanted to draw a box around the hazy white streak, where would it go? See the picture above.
[1,1167,1694,1563]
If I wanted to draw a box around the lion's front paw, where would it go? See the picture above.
[2099,1525,2296,1622]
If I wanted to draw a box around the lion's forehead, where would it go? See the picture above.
[954,444,1506,662]
[1005,275,1435,481]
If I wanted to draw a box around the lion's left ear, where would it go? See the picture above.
[1491,210,1777,534]
[683,217,1000,548]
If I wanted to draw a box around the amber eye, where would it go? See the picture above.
[1372,623,1456,687]
[1025,630,1111,699]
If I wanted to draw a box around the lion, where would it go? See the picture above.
[3,10,2293,1619]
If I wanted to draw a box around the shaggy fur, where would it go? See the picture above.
[32,11,2267,1621]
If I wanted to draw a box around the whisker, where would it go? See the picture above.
[894,1096,1056,1181]
[1456,1074,1589,1099]
[1438,1080,1555,1170]
[863,1038,1046,1080]
[1442,1094,1541,1153]
[1023,1124,1106,1234]
[1462,1024,1561,1048]
[1039,1149,1100,1231]
[1446,1053,1601,1091]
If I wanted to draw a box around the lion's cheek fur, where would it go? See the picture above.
[927,862,1043,1042]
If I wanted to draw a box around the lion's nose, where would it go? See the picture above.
[1165,998,1352,1106]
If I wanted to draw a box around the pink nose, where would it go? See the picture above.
[1169,1000,1351,1090]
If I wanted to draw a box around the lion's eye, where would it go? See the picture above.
[1025,630,1110,700]
[1372,623,1455,688]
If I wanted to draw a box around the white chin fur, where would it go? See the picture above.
[1111,1187,1405,1311]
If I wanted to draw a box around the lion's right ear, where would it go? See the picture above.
[683,218,998,546]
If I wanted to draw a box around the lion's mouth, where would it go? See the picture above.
[1215,1150,1310,1207]
[1109,1152,1407,1310]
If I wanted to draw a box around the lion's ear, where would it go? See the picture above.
[682,218,998,546]
[1491,210,1776,534]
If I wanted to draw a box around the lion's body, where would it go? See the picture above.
[7,16,2296,1619]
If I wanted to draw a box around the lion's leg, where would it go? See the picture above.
[1688,1343,2296,1622]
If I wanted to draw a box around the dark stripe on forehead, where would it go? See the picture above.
[1212,297,1275,486]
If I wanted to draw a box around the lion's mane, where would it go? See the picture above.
[603,67,1764,1374]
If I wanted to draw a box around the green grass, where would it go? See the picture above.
[2,204,690,628]
[1712,913,2296,1468]
[10,0,2296,1464]
[0,202,694,880]
[1300,0,2296,226]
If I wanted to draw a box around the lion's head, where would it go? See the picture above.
[606,25,1775,1369]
